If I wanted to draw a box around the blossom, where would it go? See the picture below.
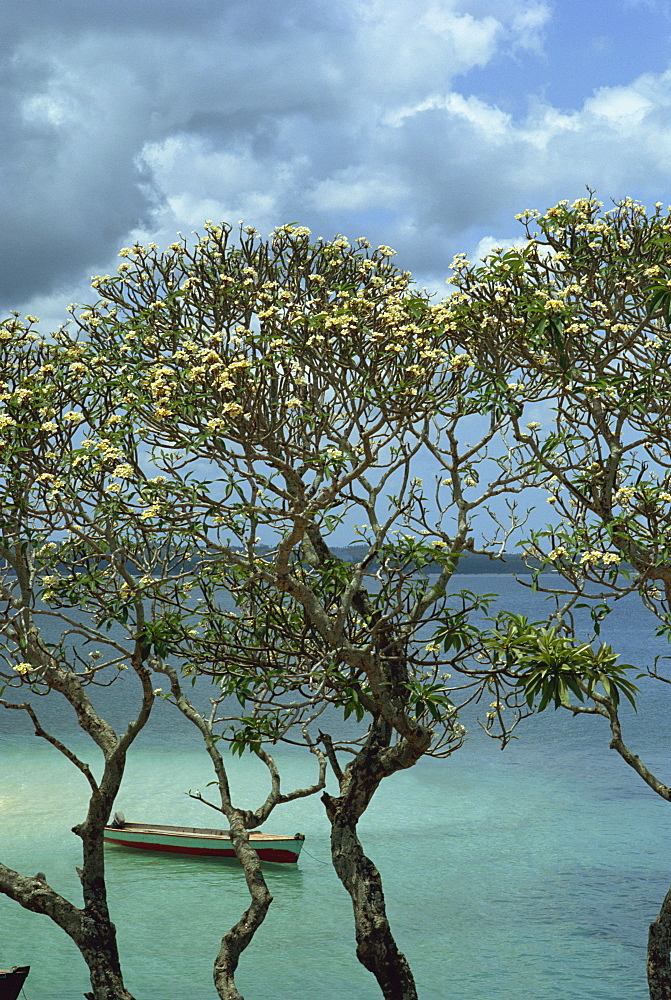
[140,504,161,521]
[602,553,621,566]
[447,353,472,371]
[14,663,33,674]
[112,464,134,478]
[614,486,636,505]
[221,402,243,417]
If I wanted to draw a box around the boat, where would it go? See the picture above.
[103,815,305,864]
[0,965,30,1000]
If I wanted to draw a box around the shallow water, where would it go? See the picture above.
[2,575,670,999]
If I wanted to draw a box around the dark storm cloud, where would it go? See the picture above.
[0,0,351,309]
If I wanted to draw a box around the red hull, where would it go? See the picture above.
[108,836,300,863]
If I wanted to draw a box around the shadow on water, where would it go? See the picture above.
[104,841,306,890]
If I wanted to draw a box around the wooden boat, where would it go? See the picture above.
[103,816,305,864]
[0,965,30,1000]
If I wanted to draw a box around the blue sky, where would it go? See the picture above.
[2,0,671,327]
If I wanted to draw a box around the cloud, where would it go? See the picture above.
[2,0,671,321]
[510,3,552,52]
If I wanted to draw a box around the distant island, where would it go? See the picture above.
[330,548,538,574]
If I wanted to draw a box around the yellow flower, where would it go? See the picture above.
[207,418,227,432]
[221,402,243,417]
[548,546,567,560]
[140,504,161,521]
[112,463,134,478]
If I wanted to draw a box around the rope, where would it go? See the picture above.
[301,846,331,865]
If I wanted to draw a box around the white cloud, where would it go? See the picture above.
[510,3,551,52]
[420,6,501,67]
[308,168,405,213]
[473,234,528,262]
[138,135,311,241]
[585,86,654,129]
[384,92,511,136]
[21,92,81,128]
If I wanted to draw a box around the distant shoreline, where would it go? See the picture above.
[331,548,537,574]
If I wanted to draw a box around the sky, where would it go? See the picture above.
[3,0,671,329]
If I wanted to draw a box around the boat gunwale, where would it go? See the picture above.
[103,822,302,843]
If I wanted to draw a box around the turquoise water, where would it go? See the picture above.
[2,575,671,999]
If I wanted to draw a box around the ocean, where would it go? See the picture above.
[1,574,670,999]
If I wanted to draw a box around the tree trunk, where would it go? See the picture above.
[212,821,273,1000]
[79,901,135,1000]
[325,803,418,1000]
[648,882,671,1000]
[80,938,135,1000]
[0,864,135,1000]
[321,720,423,1000]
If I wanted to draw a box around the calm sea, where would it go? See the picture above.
[2,575,671,1000]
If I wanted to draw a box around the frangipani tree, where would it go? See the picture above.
[448,194,671,1000]
[0,316,156,1000]
[60,222,545,1000]
[0,314,330,1000]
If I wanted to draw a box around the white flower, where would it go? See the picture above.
[548,546,567,560]
[602,553,621,566]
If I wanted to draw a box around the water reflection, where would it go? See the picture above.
[105,842,306,893]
